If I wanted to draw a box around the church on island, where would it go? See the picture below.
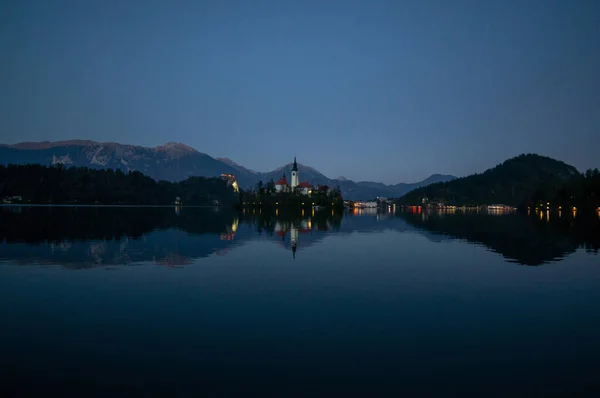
[274,157,317,196]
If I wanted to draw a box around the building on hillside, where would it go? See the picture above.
[220,173,239,192]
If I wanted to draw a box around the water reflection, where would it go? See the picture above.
[0,206,343,268]
[398,210,600,265]
[1,206,599,268]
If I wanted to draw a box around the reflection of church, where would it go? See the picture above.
[274,219,312,259]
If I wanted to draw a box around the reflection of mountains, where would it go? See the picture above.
[0,206,243,269]
[0,207,345,268]
[398,211,600,265]
[3,207,597,268]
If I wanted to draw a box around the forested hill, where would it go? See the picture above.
[396,154,585,207]
[0,164,239,205]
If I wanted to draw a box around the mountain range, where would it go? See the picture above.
[0,140,455,200]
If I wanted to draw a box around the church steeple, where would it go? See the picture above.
[291,156,299,189]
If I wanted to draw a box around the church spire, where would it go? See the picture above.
[291,156,299,189]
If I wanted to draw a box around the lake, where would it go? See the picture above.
[1,206,599,397]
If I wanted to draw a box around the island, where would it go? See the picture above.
[238,157,344,211]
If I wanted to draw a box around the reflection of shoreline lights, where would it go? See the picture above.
[220,232,236,241]
[220,218,239,241]
[402,205,517,217]
[353,207,377,216]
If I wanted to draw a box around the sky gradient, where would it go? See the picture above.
[1,0,599,183]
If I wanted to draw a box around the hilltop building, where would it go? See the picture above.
[220,173,239,192]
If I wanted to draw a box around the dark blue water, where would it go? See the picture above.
[1,206,599,397]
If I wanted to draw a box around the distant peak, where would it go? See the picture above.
[217,157,239,166]
[275,162,317,172]
[336,176,348,181]
[8,140,98,150]
[156,142,197,153]
[217,157,259,174]
[158,141,193,149]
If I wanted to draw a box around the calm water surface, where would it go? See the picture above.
[1,206,599,397]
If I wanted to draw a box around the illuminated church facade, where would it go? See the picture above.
[275,157,313,195]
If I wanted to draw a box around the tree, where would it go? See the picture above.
[265,179,275,194]
[255,180,264,196]
[0,164,240,206]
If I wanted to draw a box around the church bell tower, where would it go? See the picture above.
[291,157,299,189]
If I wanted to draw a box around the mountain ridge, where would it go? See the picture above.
[0,140,455,199]
[397,153,581,206]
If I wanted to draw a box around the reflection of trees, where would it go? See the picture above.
[0,206,345,268]
[0,206,235,243]
[0,206,240,269]
[398,211,600,265]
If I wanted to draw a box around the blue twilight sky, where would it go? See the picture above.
[1,0,599,183]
